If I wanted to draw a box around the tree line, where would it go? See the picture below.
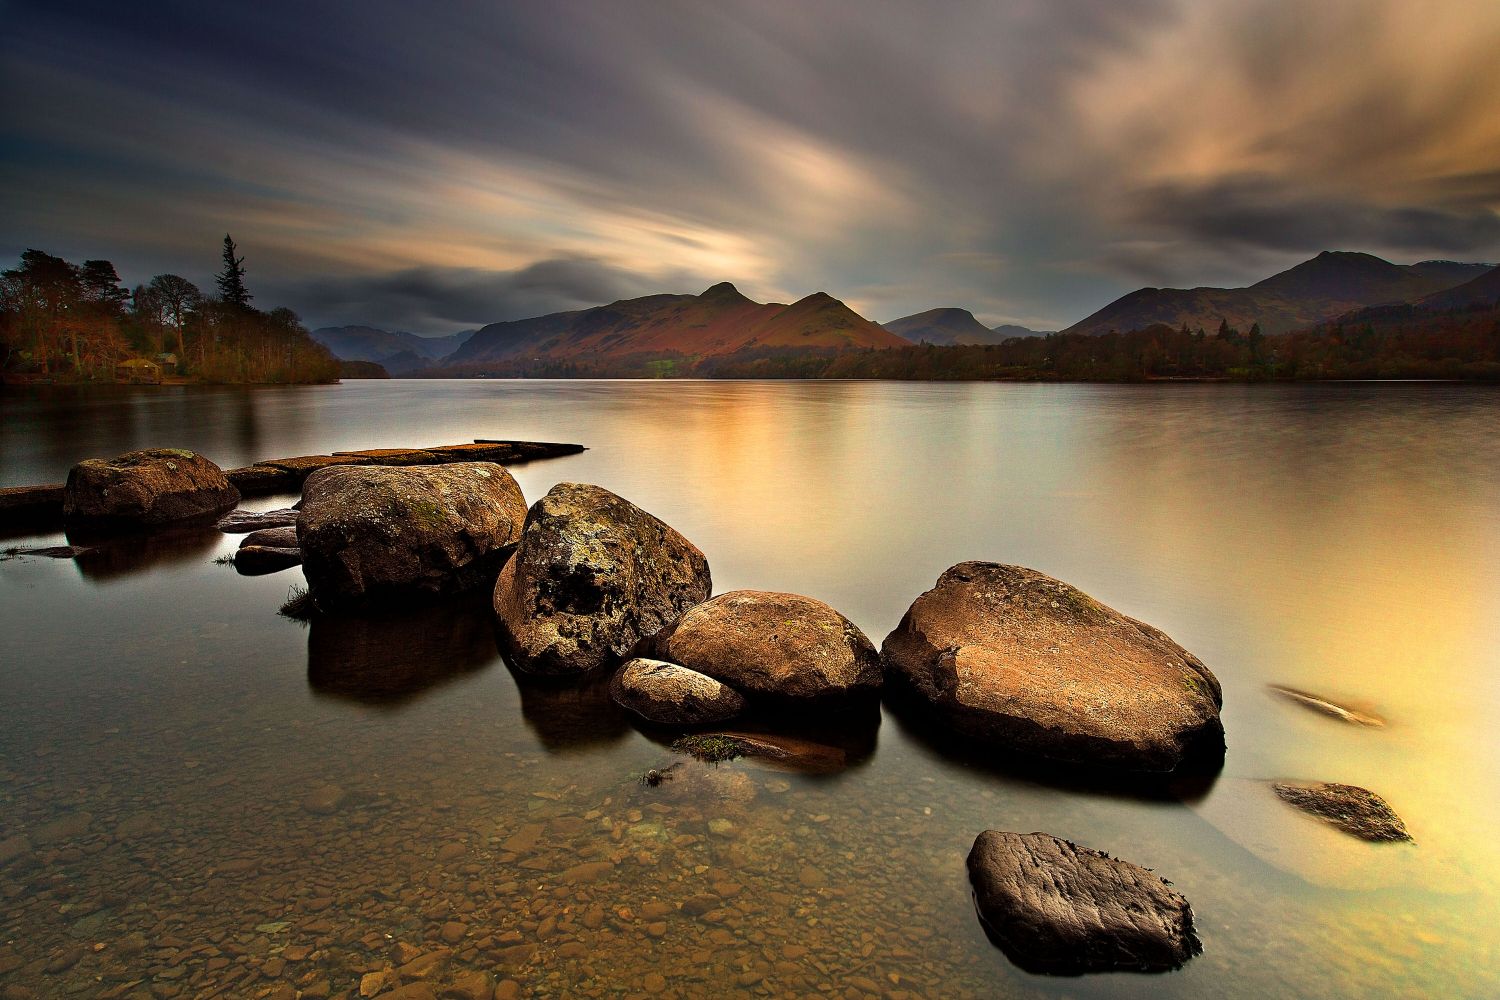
[1,235,338,383]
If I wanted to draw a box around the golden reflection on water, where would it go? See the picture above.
[1,381,1498,999]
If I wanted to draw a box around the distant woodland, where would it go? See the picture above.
[0,236,338,384]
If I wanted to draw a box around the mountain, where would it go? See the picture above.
[310,326,476,374]
[1414,263,1500,310]
[883,307,990,344]
[1063,251,1495,337]
[447,282,907,369]
[989,324,1052,340]
[883,308,1050,344]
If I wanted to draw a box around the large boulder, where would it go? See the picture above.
[298,462,526,610]
[882,563,1222,771]
[609,658,745,725]
[493,483,711,676]
[654,591,881,704]
[967,831,1201,974]
[63,449,239,531]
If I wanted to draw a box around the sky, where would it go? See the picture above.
[3,0,1499,334]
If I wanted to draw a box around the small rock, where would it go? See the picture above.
[301,785,348,815]
[233,545,302,575]
[217,508,299,532]
[439,921,467,944]
[609,658,746,725]
[1272,781,1412,842]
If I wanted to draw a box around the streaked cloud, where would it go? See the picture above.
[2,0,1497,332]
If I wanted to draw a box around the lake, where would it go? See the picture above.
[1,379,1497,999]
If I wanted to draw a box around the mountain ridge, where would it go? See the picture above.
[1063,251,1495,337]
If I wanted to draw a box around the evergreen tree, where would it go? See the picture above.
[216,234,251,308]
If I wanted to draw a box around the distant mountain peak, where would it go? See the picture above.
[700,280,747,301]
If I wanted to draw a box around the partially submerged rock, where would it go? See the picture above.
[966,830,1201,974]
[240,524,298,549]
[217,508,299,533]
[1272,781,1411,842]
[493,483,711,676]
[882,563,1223,771]
[233,545,302,575]
[63,449,240,531]
[609,658,745,725]
[1267,685,1385,727]
[654,590,881,704]
[299,462,527,610]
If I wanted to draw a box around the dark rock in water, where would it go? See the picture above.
[224,465,299,497]
[217,508,299,533]
[1267,685,1384,727]
[609,658,745,725]
[233,545,302,575]
[64,449,240,531]
[240,525,298,549]
[0,483,65,530]
[493,483,711,676]
[299,462,526,610]
[966,830,1202,974]
[331,447,440,466]
[882,563,1223,772]
[1272,781,1412,842]
[655,590,881,704]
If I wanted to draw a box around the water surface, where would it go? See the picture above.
[2,380,1497,998]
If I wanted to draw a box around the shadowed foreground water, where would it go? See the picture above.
[1,380,1498,999]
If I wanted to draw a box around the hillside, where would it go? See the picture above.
[1414,263,1500,310]
[1063,251,1493,337]
[446,282,907,370]
[311,326,475,373]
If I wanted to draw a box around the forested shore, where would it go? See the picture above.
[0,236,338,385]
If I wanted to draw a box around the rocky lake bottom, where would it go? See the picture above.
[2,380,1498,999]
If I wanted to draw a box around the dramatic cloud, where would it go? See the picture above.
[2,0,1498,331]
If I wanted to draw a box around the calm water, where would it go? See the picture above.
[1,380,1498,999]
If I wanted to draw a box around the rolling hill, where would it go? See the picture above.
[1062,251,1494,337]
[446,282,908,370]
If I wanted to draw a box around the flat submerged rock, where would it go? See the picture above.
[966,830,1201,974]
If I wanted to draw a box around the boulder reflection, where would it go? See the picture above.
[508,665,631,753]
[882,688,1223,803]
[627,698,880,778]
[71,525,221,581]
[307,597,499,707]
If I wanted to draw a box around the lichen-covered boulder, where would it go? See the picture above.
[298,462,526,610]
[654,590,881,704]
[609,658,745,725]
[882,563,1222,771]
[493,483,711,676]
[63,449,239,531]
[967,831,1201,974]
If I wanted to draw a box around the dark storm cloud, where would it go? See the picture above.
[282,257,694,333]
[1133,177,1500,256]
[3,0,1499,330]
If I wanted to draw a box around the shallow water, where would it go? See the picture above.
[2,380,1498,998]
